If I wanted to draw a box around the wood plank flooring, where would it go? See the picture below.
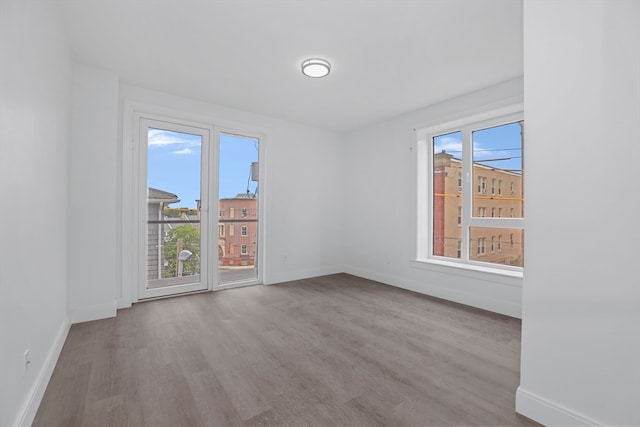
[33,274,539,427]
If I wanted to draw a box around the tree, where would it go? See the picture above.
[163,224,200,278]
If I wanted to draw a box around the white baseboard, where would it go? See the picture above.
[264,265,343,285]
[516,386,601,426]
[16,318,71,427]
[70,300,117,324]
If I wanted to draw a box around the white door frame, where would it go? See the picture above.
[214,128,264,291]
[135,115,215,299]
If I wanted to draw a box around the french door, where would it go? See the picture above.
[137,117,213,299]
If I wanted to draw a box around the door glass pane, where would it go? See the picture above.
[146,127,202,289]
[472,122,524,218]
[433,131,462,258]
[218,133,259,285]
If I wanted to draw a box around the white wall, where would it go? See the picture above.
[68,64,119,322]
[343,78,525,317]
[0,2,72,426]
[118,84,345,306]
[517,1,640,425]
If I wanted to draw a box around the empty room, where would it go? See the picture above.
[1,1,638,426]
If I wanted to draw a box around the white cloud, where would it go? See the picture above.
[148,129,200,148]
[172,147,194,155]
[434,135,462,154]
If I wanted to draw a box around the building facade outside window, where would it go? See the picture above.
[218,194,257,266]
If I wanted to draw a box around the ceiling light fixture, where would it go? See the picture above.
[301,58,331,78]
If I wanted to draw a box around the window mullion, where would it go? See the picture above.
[461,125,473,262]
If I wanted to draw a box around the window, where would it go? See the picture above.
[229,207,235,218]
[241,244,248,255]
[229,225,235,236]
[416,108,524,272]
[241,207,248,217]
[219,210,224,217]
[218,224,225,237]
[241,225,248,236]
[478,176,487,194]
[477,238,486,255]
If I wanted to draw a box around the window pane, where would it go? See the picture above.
[433,131,462,258]
[472,122,523,218]
[469,227,523,267]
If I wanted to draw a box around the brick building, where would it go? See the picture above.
[218,194,258,266]
[433,152,523,266]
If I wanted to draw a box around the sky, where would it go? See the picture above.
[433,121,523,174]
[147,129,259,209]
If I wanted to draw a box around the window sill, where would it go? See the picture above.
[410,258,523,286]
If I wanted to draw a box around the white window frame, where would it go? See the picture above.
[241,225,248,236]
[414,106,523,277]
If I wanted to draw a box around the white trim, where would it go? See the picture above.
[70,300,117,324]
[218,279,260,291]
[410,259,523,281]
[15,319,70,427]
[263,266,343,286]
[214,127,267,289]
[415,103,524,140]
[516,387,602,427]
[135,115,212,300]
[416,105,524,273]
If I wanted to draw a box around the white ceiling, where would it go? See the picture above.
[58,0,523,132]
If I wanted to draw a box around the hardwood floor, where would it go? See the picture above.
[34,274,539,426]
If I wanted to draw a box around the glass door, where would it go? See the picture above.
[139,118,211,299]
[217,132,259,287]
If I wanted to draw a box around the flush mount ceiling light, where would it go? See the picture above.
[301,58,331,78]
